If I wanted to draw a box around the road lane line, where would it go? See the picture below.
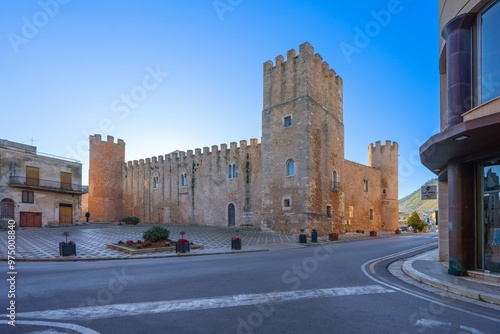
[361,246,500,324]
[8,285,394,321]
[0,320,100,334]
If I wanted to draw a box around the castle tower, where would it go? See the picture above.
[88,134,125,222]
[261,42,345,234]
[368,140,399,231]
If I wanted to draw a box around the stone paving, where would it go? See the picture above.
[0,223,398,261]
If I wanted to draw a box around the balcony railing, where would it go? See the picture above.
[9,176,88,194]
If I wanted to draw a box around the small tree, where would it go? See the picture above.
[407,212,425,232]
[143,226,170,242]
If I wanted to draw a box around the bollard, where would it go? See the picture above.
[311,229,318,242]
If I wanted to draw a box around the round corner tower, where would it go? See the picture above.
[368,140,399,231]
[88,134,125,222]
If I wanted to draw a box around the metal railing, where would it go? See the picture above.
[9,176,88,194]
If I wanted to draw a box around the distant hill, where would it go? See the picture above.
[399,179,438,213]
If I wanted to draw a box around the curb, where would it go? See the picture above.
[402,252,500,306]
[4,249,270,262]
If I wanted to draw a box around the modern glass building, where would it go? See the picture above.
[420,0,500,275]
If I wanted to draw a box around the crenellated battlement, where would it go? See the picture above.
[369,140,399,153]
[367,139,398,172]
[263,42,343,117]
[89,134,125,146]
[124,138,261,168]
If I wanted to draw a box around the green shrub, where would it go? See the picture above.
[121,216,139,223]
[143,226,170,242]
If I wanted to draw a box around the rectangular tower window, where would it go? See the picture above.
[283,115,292,127]
[282,196,291,210]
[327,205,332,218]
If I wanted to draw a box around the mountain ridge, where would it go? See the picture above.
[399,179,438,213]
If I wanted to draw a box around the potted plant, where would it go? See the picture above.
[176,231,190,253]
[231,229,242,250]
[121,216,140,225]
[328,232,338,241]
[299,229,307,244]
[59,231,76,256]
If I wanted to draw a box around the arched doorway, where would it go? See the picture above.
[0,198,15,219]
[228,203,235,227]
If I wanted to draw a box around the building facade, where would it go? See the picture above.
[89,43,399,235]
[0,139,85,227]
[420,1,500,274]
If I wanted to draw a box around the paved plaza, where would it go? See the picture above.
[0,223,398,260]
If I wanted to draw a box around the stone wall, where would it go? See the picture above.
[123,139,262,227]
[88,135,125,222]
[368,140,399,230]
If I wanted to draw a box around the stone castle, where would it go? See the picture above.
[86,42,399,235]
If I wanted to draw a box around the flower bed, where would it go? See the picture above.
[107,239,204,255]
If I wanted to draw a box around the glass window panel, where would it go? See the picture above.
[481,1,500,103]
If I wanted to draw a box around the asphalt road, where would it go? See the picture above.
[2,234,499,333]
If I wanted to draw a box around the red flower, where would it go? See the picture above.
[232,237,241,241]
[177,238,189,243]
[126,240,134,245]
[141,242,148,247]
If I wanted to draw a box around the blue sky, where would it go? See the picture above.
[0,0,438,199]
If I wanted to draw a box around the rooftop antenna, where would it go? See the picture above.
[29,137,36,146]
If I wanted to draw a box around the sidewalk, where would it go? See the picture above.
[402,249,500,307]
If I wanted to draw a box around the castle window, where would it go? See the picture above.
[283,115,292,128]
[370,209,374,220]
[333,171,339,190]
[286,159,295,177]
[153,176,159,189]
[282,196,291,210]
[363,179,369,192]
[180,173,187,187]
[22,191,34,204]
[327,205,332,218]
[382,188,387,195]
[349,206,354,218]
[229,164,237,179]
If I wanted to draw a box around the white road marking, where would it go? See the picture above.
[414,319,488,334]
[415,318,451,328]
[0,320,100,334]
[361,247,500,324]
[459,325,489,334]
[9,285,394,321]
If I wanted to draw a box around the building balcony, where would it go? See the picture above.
[9,176,88,195]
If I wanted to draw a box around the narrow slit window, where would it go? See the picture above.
[180,173,187,187]
[286,159,295,176]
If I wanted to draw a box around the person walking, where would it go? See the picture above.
[85,211,90,223]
